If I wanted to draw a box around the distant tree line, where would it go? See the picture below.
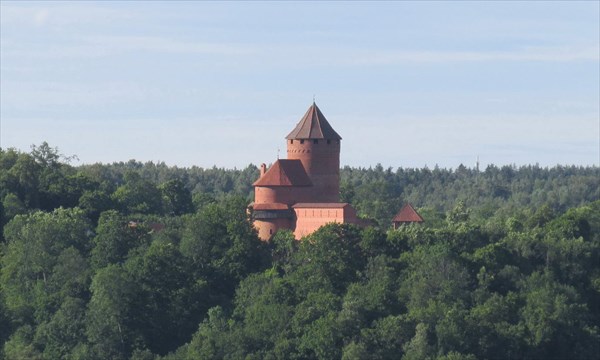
[0,143,598,359]
[340,163,599,228]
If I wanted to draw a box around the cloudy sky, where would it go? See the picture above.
[1,1,598,169]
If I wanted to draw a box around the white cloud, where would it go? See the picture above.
[1,35,255,61]
[84,35,254,56]
[316,44,600,66]
[4,33,597,66]
[0,3,134,27]
[2,2,598,66]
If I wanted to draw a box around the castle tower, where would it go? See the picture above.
[252,102,350,241]
[286,102,341,202]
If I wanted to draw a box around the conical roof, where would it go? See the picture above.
[286,102,342,140]
[253,159,313,187]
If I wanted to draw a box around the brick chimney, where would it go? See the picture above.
[260,163,267,177]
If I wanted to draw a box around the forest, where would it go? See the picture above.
[0,143,598,359]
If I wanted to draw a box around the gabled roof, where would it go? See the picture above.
[253,159,312,187]
[392,203,424,223]
[286,102,342,140]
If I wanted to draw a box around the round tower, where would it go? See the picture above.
[251,159,313,240]
[286,102,341,202]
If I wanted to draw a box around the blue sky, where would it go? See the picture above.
[1,1,598,169]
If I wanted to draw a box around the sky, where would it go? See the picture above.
[1,1,599,169]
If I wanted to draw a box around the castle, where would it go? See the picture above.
[250,102,364,240]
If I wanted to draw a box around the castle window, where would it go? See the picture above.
[327,139,331,144]
[300,140,304,144]
[269,229,273,235]
[290,140,293,144]
[313,139,318,144]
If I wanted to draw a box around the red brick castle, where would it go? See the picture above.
[250,102,363,240]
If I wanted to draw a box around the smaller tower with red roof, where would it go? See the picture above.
[392,203,424,229]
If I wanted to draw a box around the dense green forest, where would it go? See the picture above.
[0,143,598,359]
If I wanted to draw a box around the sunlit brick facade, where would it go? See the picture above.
[250,102,364,240]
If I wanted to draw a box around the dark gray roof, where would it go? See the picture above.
[285,102,342,140]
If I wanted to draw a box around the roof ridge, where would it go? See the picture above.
[314,104,324,138]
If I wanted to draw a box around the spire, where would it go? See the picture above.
[285,102,342,140]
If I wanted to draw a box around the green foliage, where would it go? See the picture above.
[112,172,163,215]
[402,322,433,360]
[1,145,599,359]
[180,196,267,297]
[519,271,600,359]
[191,192,217,212]
[3,325,42,360]
[446,200,471,224]
[2,193,27,222]
[34,297,87,359]
[290,224,365,296]
[185,306,231,359]
[1,208,92,323]
[182,197,598,360]
[341,164,599,226]
[270,229,297,270]
[78,190,113,223]
[90,210,150,270]
[85,264,135,359]
[345,315,413,360]
[159,179,194,216]
[0,290,12,359]
[125,241,209,355]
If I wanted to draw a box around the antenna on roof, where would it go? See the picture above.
[313,94,316,104]
[277,148,280,159]
[476,155,480,185]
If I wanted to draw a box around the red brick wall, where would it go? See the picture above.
[293,207,345,239]
[254,217,292,241]
[254,186,313,205]
[293,205,362,239]
[287,139,340,202]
